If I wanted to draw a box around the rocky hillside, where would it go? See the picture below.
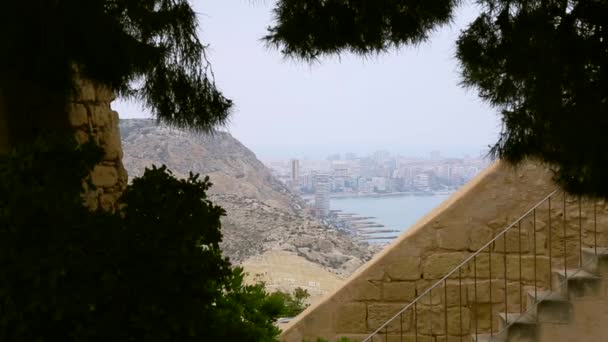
[119,119,377,287]
[120,119,304,212]
[214,194,374,275]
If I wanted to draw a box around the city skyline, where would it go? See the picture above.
[267,149,490,219]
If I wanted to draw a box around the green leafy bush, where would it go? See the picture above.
[272,287,310,317]
[0,136,283,341]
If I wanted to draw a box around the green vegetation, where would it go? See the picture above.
[1,0,231,148]
[273,287,311,317]
[266,0,608,198]
[0,136,284,341]
[313,338,354,342]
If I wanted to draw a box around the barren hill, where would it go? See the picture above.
[119,119,377,300]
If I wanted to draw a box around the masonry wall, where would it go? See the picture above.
[0,76,127,211]
[280,160,595,341]
[68,75,128,211]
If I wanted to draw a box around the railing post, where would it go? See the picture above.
[534,209,537,302]
[504,232,508,325]
[595,201,598,256]
[474,255,478,341]
[459,267,463,342]
[429,288,433,338]
[414,287,418,342]
[360,191,563,342]
[400,312,403,342]
[564,193,568,278]
[444,279,448,339]
[518,221,522,314]
[579,196,583,268]
[549,197,552,291]
[489,243,493,338]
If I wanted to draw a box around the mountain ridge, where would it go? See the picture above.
[119,119,377,300]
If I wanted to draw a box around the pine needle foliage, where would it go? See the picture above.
[0,136,283,342]
[265,0,461,61]
[456,0,608,197]
[0,0,231,134]
[266,0,608,197]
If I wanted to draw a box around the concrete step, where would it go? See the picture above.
[497,312,538,342]
[498,312,535,331]
[472,320,536,342]
[471,331,507,342]
[552,268,602,298]
[525,290,571,323]
[582,247,608,277]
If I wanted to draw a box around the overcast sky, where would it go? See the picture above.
[114,1,501,160]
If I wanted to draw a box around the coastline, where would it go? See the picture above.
[301,190,455,201]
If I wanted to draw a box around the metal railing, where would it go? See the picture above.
[362,190,603,341]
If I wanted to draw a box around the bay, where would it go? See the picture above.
[330,194,450,242]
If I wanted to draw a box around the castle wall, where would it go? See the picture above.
[280,161,559,341]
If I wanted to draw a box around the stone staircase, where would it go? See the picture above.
[473,247,608,342]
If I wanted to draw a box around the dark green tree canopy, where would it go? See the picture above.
[265,0,460,60]
[0,137,283,341]
[266,0,608,198]
[457,0,608,197]
[0,0,231,140]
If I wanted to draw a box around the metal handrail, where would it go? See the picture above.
[363,189,560,341]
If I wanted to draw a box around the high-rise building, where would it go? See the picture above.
[290,159,300,182]
[289,159,301,193]
[314,174,331,217]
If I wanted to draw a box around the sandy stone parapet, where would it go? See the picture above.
[278,161,606,341]
[70,75,127,211]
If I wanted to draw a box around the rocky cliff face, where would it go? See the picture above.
[120,119,304,213]
[119,119,376,283]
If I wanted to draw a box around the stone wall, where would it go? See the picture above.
[280,160,608,341]
[0,75,127,211]
[69,76,128,211]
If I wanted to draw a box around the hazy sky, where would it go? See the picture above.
[115,1,501,160]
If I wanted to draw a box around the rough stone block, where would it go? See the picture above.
[383,281,417,302]
[415,305,470,337]
[74,77,96,101]
[68,103,89,127]
[492,230,530,253]
[467,280,504,304]
[335,302,367,333]
[99,126,123,161]
[91,165,118,188]
[422,253,468,280]
[438,280,469,307]
[469,227,494,251]
[367,303,411,333]
[505,255,550,284]
[350,280,382,301]
[466,252,504,279]
[90,106,111,128]
[438,227,470,251]
[386,257,421,280]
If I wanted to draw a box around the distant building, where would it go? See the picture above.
[290,159,300,182]
[289,159,300,192]
[314,174,331,217]
[413,173,431,190]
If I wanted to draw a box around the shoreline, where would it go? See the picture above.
[302,191,454,201]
